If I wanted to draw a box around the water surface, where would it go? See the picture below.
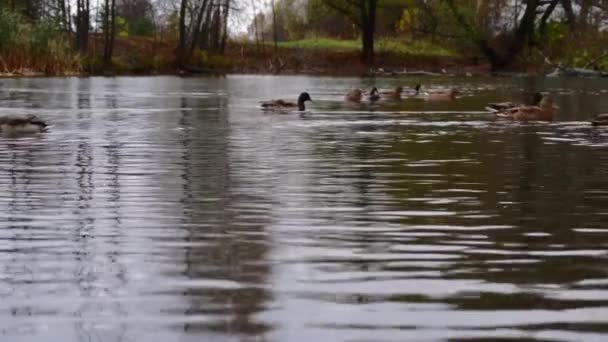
[0,75,607,341]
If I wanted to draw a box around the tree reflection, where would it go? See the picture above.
[177,92,272,337]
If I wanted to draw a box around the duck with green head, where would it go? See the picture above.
[260,92,313,111]
[367,87,380,102]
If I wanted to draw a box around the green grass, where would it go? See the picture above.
[275,37,455,57]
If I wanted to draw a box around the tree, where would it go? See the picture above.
[322,0,377,65]
[116,0,156,36]
[444,0,540,69]
[177,0,188,68]
[103,0,116,66]
[75,0,90,53]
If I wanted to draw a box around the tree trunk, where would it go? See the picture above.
[199,0,215,50]
[58,0,69,32]
[177,0,188,68]
[539,0,559,36]
[561,0,576,31]
[75,0,90,53]
[250,0,260,52]
[359,0,376,66]
[189,0,210,55]
[271,0,278,54]
[108,0,116,60]
[103,0,110,65]
[220,0,230,53]
[209,4,221,53]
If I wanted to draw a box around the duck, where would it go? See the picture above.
[345,88,363,102]
[260,92,312,111]
[0,114,48,134]
[486,92,543,113]
[591,114,608,126]
[497,95,557,121]
[379,86,403,99]
[368,87,380,102]
[423,88,459,100]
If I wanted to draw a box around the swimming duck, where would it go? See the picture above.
[497,95,557,121]
[0,114,48,134]
[486,92,543,113]
[591,114,608,126]
[345,88,363,102]
[379,86,403,99]
[260,92,312,111]
[368,87,380,102]
[424,88,459,100]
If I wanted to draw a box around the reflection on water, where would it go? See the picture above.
[0,75,607,341]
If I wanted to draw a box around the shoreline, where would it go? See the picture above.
[0,64,498,79]
[0,43,501,79]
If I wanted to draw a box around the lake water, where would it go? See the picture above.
[0,75,607,342]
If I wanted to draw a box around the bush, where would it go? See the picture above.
[0,9,26,51]
[0,9,81,75]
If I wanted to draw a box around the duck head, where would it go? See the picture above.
[539,95,556,110]
[448,88,459,98]
[297,92,312,110]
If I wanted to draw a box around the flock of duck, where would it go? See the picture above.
[0,83,606,136]
[260,84,608,125]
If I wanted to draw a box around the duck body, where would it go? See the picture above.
[345,88,363,102]
[424,88,459,100]
[0,114,47,134]
[591,113,608,126]
[486,92,543,113]
[379,86,403,99]
[486,101,520,113]
[261,92,312,111]
[497,96,557,121]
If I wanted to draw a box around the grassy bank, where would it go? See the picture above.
[1,27,479,77]
[276,38,456,57]
[226,37,477,76]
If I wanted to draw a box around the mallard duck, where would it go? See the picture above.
[486,92,543,113]
[368,87,380,102]
[409,84,422,96]
[345,88,363,102]
[0,114,48,134]
[379,86,403,99]
[591,114,608,126]
[424,88,459,100]
[497,95,557,121]
[260,92,312,111]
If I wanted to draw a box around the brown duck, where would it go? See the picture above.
[497,96,557,121]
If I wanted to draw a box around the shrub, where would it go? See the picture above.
[0,9,81,75]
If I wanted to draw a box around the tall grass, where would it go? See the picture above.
[0,9,81,75]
